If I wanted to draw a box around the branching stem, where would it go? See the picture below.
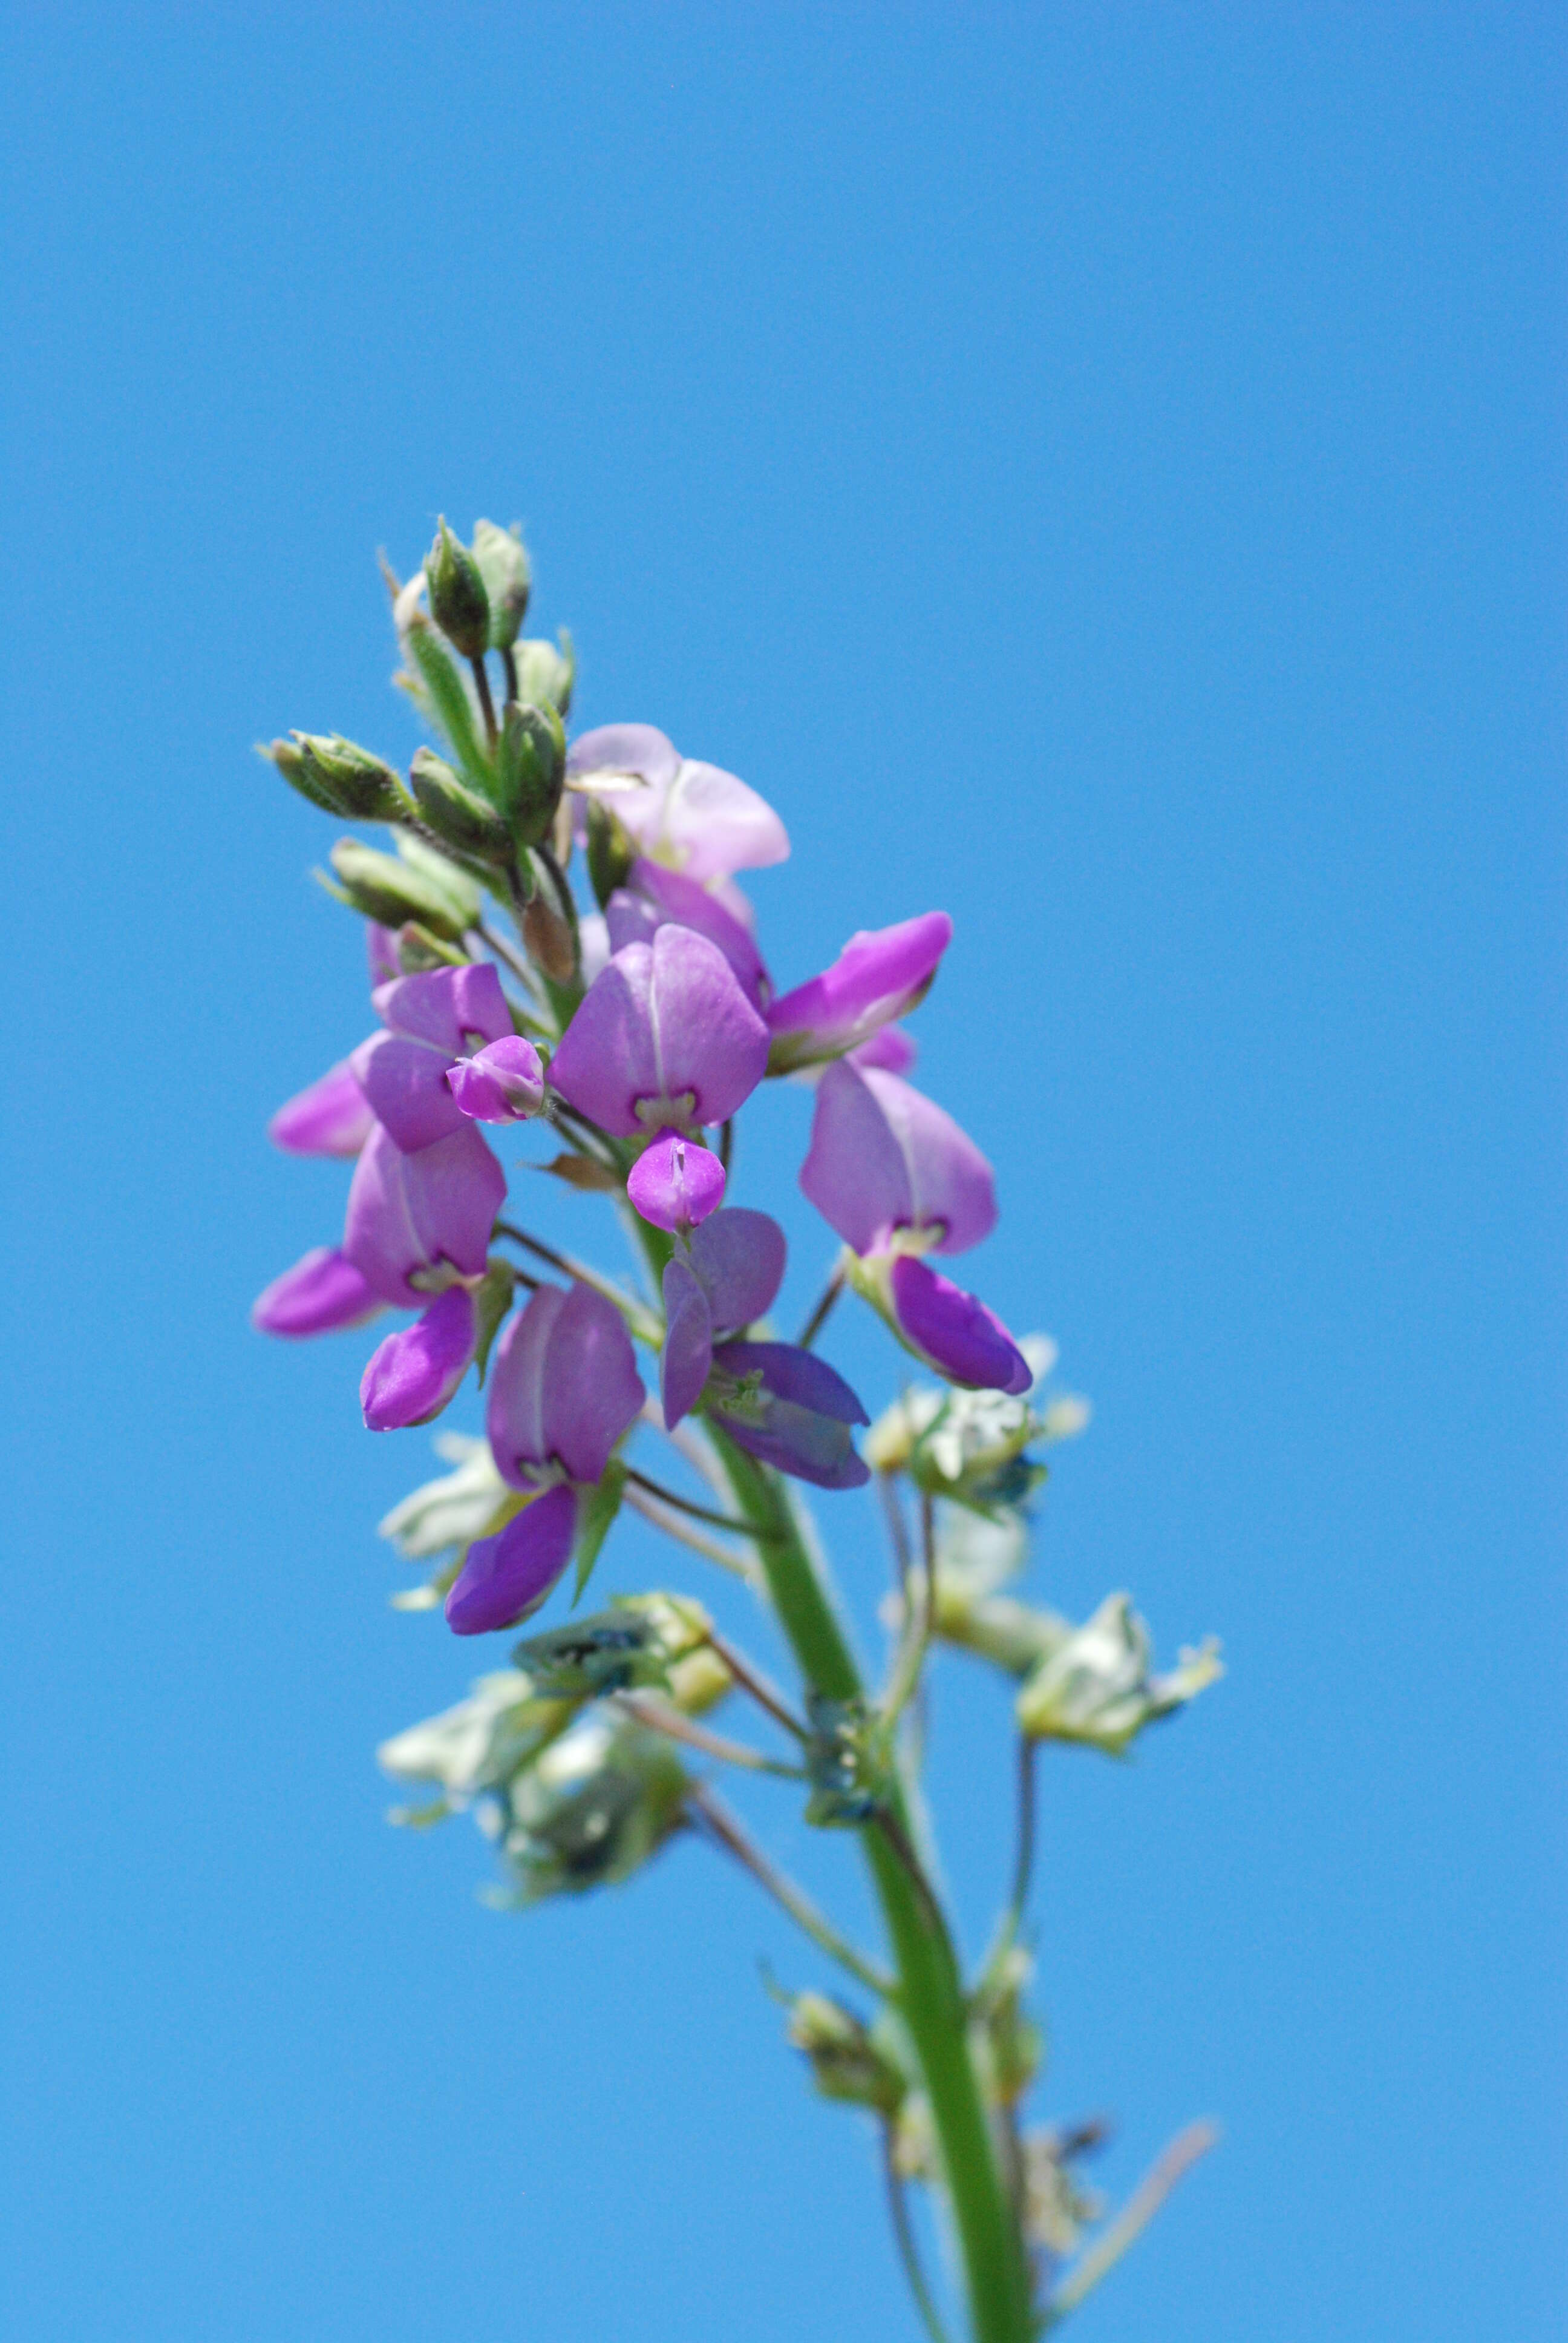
[1047,2122,1220,2321]
[614,1691,805,1780]
[882,2126,954,2343]
[796,1267,844,1351]
[688,1781,893,1999]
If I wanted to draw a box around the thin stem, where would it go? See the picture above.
[878,1470,915,1591]
[473,919,539,993]
[976,1738,1039,2004]
[882,1490,935,1728]
[492,1222,658,1339]
[688,1782,893,2000]
[796,1267,844,1351]
[536,841,578,936]
[622,1484,761,1584]
[882,2126,954,2343]
[718,1116,734,1175]
[501,645,518,703]
[623,1464,776,1541]
[615,1691,805,1780]
[1047,2122,1220,2321]
[469,655,498,748]
[701,1626,808,1740]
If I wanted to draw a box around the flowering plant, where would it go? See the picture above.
[256,517,1222,2341]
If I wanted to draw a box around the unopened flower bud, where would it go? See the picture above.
[497,700,566,842]
[511,631,575,715]
[265,734,410,822]
[523,893,577,982]
[785,1991,905,2114]
[326,838,476,941]
[471,519,532,647]
[586,796,636,911]
[410,747,512,859]
[263,736,338,812]
[424,516,491,660]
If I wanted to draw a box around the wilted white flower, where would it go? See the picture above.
[1016,1594,1222,1754]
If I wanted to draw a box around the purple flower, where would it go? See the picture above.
[627,1130,727,1233]
[606,857,771,1008]
[881,1256,1031,1397]
[445,1035,546,1122]
[486,1283,645,1491]
[800,1059,996,1258]
[350,965,538,1153]
[766,913,952,1073]
[549,926,769,1138]
[252,1247,380,1337]
[659,1208,787,1427]
[849,1025,917,1076]
[344,1123,506,1307]
[367,923,401,985]
[267,1061,375,1159]
[360,1285,478,1430]
[445,1484,578,1636]
[707,1341,871,1490]
[567,723,789,881]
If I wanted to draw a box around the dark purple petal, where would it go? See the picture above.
[714,1341,869,1424]
[267,1061,374,1158]
[800,1061,996,1257]
[252,1247,381,1337]
[541,1283,647,1484]
[660,1257,713,1429]
[688,1208,787,1334]
[350,1031,468,1153]
[716,1406,871,1490]
[360,1286,477,1429]
[887,1256,1031,1394]
[344,1124,505,1306]
[446,1034,546,1122]
[627,1131,727,1231]
[371,963,511,1055]
[849,1025,917,1076]
[549,927,769,1136]
[767,913,951,1070]
[445,1484,578,1634]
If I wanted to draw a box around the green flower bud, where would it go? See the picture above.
[263,736,339,813]
[409,746,513,860]
[471,518,532,648]
[785,1991,906,2114]
[1015,1593,1223,1754]
[497,700,566,841]
[511,631,575,716]
[424,516,491,661]
[325,837,475,940]
[586,796,636,910]
[264,734,410,821]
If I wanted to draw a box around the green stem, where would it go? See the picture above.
[710,1427,1034,2343]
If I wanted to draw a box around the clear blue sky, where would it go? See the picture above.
[2,7,1561,2339]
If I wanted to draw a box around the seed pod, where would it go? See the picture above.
[523,893,577,983]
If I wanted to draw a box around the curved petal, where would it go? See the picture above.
[766,913,950,1071]
[612,859,771,1007]
[715,1404,871,1490]
[371,962,512,1054]
[360,1286,477,1429]
[446,1035,546,1122]
[252,1247,380,1337]
[550,929,769,1135]
[541,1283,647,1484]
[714,1340,869,1424]
[855,1068,996,1255]
[627,1132,727,1231]
[444,1484,577,1635]
[654,760,789,880]
[887,1256,1031,1394]
[367,923,401,986]
[660,1257,713,1430]
[546,945,659,1136]
[566,723,680,790]
[688,1209,787,1334]
[487,1284,567,1487]
[799,1058,914,1254]
[344,1124,505,1305]
[849,1025,917,1076]
[350,1031,466,1153]
[267,1061,374,1158]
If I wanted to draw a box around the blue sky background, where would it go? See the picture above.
[2,7,1562,2338]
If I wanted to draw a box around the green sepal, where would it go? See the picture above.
[511,629,575,716]
[392,920,471,972]
[393,831,482,928]
[403,621,494,790]
[570,1459,627,1602]
[471,1260,517,1386]
[471,519,531,648]
[320,840,470,939]
[410,747,514,860]
[424,516,491,661]
[497,700,567,842]
[586,796,635,909]
[291,733,411,821]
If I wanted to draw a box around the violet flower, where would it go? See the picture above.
[879,1257,1032,1398]
[443,1284,647,1636]
[268,1061,375,1158]
[766,913,952,1074]
[343,1122,506,1307]
[706,1342,871,1490]
[549,925,769,1138]
[659,1208,787,1427]
[252,1246,380,1337]
[566,723,789,882]
[627,1130,727,1234]
[350,965,543,1154]
[360,1285,479,1431]
[605,856,771,1009]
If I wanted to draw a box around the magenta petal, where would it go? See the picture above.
[708,1342,870,1490]
[688,1208,786,1334]
[371,963,511,1055]
[344,1124,505,1306]
[487,1285,567,1487]
[446,1035,546,1122]
[887,1256,1031,1394]
[541,1284,647,1484]
[801,1061,996,1257]
[550,928,769,1135]
[252,1247,380,1337]
[350,1031,467,1153]
[715,1341,869,1425]
[267,1061,374,1158]
[661,1257,713,1429]
[615,859,771,1006]
[768,913,952,1067]
[360,1286,477,1429]
[545,946,661,1135]
[444,1485,578,1634]
[628,1132,727,1231]
[604,890,662,955]
[367,924,401,986]
[849,1025,917,1076]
